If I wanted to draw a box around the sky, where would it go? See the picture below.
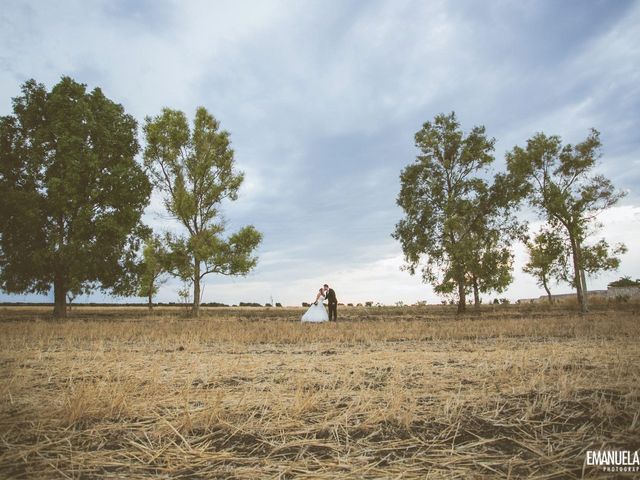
[1,0,639,306]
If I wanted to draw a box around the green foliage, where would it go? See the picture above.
[523,229,568,301]
[581,240,627,276]
[143,107,262,316]
[393,112,519,312]
[0,77,151,316]
[466,193,520,304]
[507,129,626,312]
[136,234,169,308]
[608,276,640,287]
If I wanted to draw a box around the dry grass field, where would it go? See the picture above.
[0,304,638,479]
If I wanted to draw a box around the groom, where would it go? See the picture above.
[324,284,337,321]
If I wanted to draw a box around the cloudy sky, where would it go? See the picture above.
[1,0,639,306]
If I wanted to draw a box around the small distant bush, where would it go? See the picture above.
[365,301,373,307]
[347,303,354,307]
[265,303,272,307]
[202,302,228,307]
[302,302,310,307]
[276,303,283,307]
[608,276,640,287]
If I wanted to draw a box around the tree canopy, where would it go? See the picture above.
[507,129,626,312]
[393,112,520,312]
[0,77,151,317]
[143,107,262,316]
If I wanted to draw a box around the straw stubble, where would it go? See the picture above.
[0,306,638,478]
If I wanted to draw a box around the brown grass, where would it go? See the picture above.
[0,305,638,478]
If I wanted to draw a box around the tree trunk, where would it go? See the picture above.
[148,292,153,311]
[53,276,67,318]
[457,279,466,314]
[577,238,589,312]
[54,216,67,318]
[542,275,552,304]
[472,276,480,310]
[192,260,201,317]
[569,234,587,314]
[580,268,589,311]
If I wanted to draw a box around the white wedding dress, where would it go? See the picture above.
[301,295,329,323]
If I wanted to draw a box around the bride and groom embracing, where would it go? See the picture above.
[301,284,338,323]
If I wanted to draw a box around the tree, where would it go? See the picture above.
[143,107,262,317]
[393,112,519,313]
[0,77,150,317]
[137,235,169,311]
[465,180,522,309]
[608,276,640,287]
[522,229,568,303]
[468,228,514,309]
[506,129,626,313]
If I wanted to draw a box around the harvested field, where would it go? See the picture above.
[0,306,638,478]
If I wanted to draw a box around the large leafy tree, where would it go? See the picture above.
[506,129,626,313]
[393,112,518,313]
[0,77,151,317]
[143,107,262,317]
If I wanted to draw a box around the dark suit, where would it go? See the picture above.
[325,288,337,321]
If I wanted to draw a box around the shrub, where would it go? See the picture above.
[608,276,640,287]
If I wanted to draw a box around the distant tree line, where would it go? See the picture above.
[394,112,626,314]
[0,77,262,318]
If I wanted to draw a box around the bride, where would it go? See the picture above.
[301,287,329,323]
